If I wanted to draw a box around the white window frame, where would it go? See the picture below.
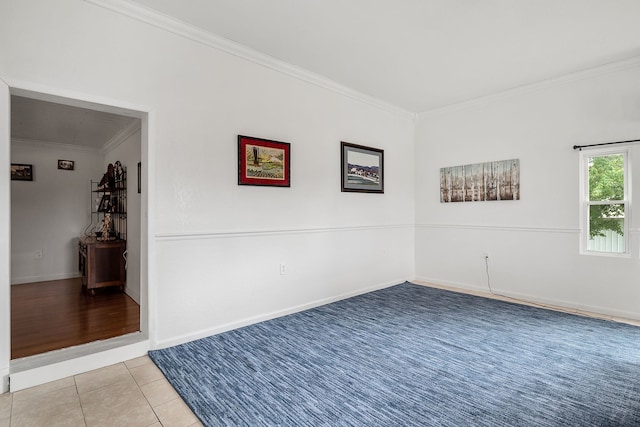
[579,147,631,256]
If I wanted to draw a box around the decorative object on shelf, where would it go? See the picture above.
[341,142,384,193]
[97,162,115,191]
[11,163,34,181]
[440,159,520,203]
[57,159,75,170]
[86,161,127,240]
[98,213,112,241]
[115,160,124,182]
[238,135,291,187]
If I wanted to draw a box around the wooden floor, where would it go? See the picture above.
[11,278,140,359]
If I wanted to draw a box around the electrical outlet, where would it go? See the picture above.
[279,263,287,275]
[35,250,43,259]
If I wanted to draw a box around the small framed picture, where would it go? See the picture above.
[11,163,34,181]
[341,142,384,193]
[238,135,291,187]
[137,162,141,194]
[58,159,75,170]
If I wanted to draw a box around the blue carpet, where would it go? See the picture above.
[149,282,640,426]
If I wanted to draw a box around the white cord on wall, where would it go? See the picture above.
[484,255,493,294]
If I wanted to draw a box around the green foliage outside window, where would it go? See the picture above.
[588,154,624,238]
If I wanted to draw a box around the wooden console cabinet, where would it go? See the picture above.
[78,237,126,295]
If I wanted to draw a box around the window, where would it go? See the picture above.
[581,149,629,255]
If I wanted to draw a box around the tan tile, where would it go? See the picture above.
[12,377,75,402]
[140,379,180,407]
[75,362,131,395]
[80,375,157,427]
[187,421,204,427]
[129,362,164,386]
[125,355,152,370]
[0,392,11,418]
[11,385,84,427]
[0,416,9,427]
[154,398,198,427]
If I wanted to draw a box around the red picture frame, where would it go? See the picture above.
[238,135,291,187]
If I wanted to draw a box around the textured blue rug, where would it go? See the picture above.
[149,282,640,426]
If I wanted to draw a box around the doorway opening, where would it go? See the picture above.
[8,89,148,366]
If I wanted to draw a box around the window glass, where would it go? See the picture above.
[583,151,628,255]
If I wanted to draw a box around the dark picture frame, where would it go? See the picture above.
[137,162,141,194]
[238,135,291,187]
[98,194,111,212]
[341,142,384,193]
[11,163,34,181]
[57,159,75,170]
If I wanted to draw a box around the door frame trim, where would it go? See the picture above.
[3,80,156,391]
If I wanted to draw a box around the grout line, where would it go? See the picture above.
[124,361,162,425]
[74,367,93,427]
[71,377,86,427]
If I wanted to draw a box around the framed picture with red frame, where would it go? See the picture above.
[238,135,291,187]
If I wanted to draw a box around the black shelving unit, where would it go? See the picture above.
[89,165,127,241]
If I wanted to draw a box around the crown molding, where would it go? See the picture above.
[420,55,640,117]
[83,0,414,119]
[11,137,99,153]
[84,0,640,120]
[100,119,141,155]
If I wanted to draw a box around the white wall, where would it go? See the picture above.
[0,0,415,357]
[103,128,142,303]
[11,140,103,284]
[1,79,11,393]
[415,63,640,319]
[2,0,639,393]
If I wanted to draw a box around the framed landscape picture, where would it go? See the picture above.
[238,135,290,187]
[11,163,34,181]
[58,159,75,170]
[341,142,384,193]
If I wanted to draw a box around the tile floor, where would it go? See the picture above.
[0,356,201,427]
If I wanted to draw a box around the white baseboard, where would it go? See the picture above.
[11,272,80,285]
[125,286,140,305]
[1,368,8,394]
[413,276,640,323]
[154,278,409,350]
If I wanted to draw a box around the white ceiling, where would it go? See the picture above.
[11,96,139,149]
[12,1,640,144]
[128,0,640,113]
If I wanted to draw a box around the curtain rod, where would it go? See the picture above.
[573,138,640,151]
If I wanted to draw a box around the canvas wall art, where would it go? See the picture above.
[440,159,520,203]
